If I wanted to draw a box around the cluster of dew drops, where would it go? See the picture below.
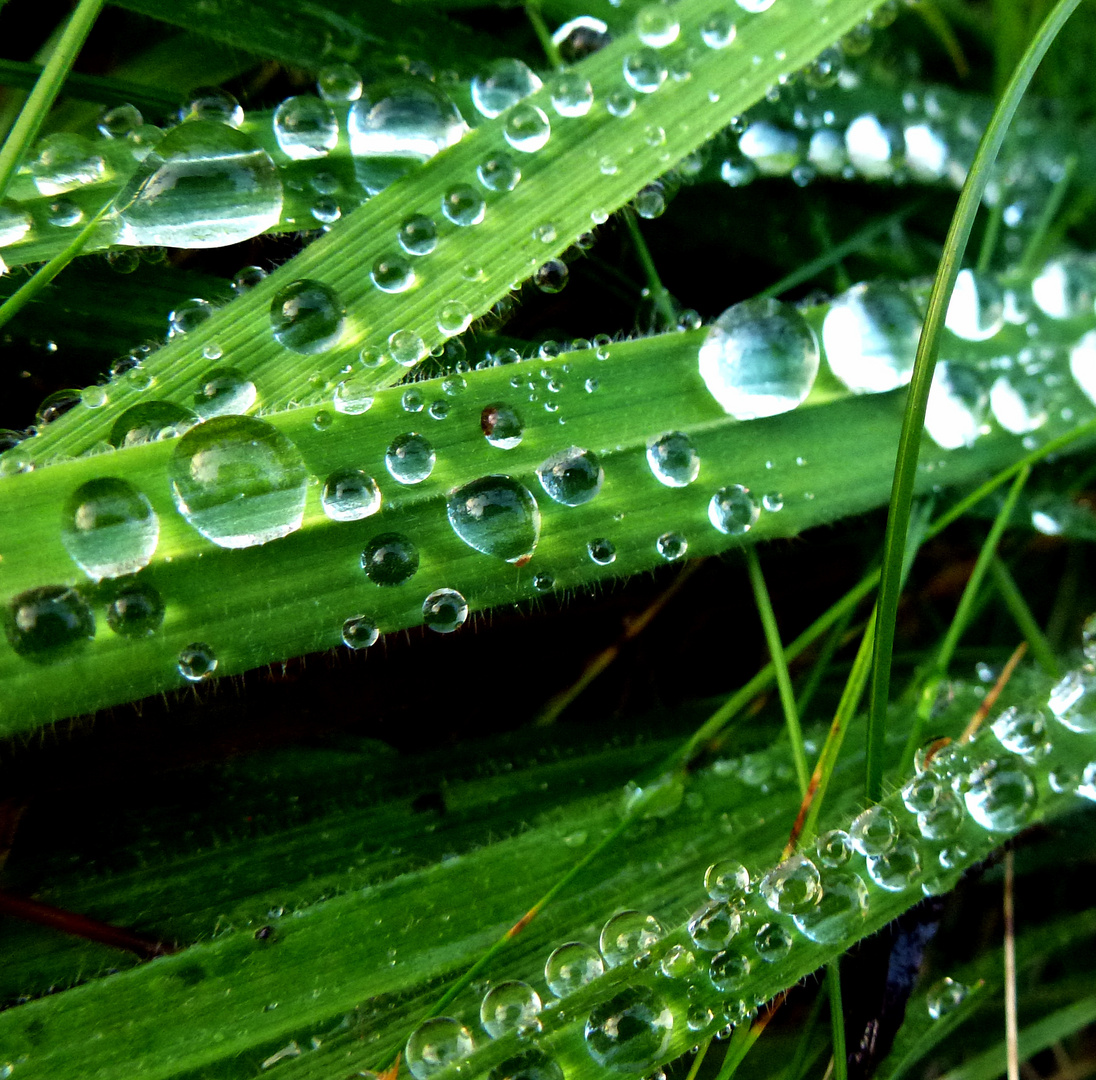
[401,618,1096,1080]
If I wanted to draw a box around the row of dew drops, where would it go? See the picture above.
[7,242,1096,676]
[400,620,1096,1080]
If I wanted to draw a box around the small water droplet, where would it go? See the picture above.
[708,485,759,535]
[688,901,740,950]
[849,805,899,855]
[537,447,603,506]
[550,72,594,117]
[471,59,543,119]
[656,532,688,561]
[273,95,338,159]
[587,537,616,565]
[963,757,1037,831]
[105,580,164,637]
[504,104,551,152]
[646,432,700,487]
[341,614,379,649]
[405,1017,475,1080]
[177,642,217,681]
[481,403,524,449]
[545,941,603,997]
[322,468,381,522]
[926,977,969,1020]
[447,476,540,563]
[317,64,362,103]
[423,588,469,633]
[623,48,667,93]
[333,378,375,415]
[793,869,869,942]
[480,980,542,1038]
[4,585,95,660]
[385,433,435,484]
[361,532,419,586]
[270,279,345,354]
[753,922,793,962]
[477,154,521,192]
[442,184,486,226]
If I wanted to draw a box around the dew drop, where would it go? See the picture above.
[793,869,869,942]
[535,259,568,293]
[472,59,542,118]
[550,72,594,117]
[389,329,427,367]
[32,133,105,195]
[705,860,749,901]
[170,416,308,549]
[115,121,282,247]
[623,48,667,93]
[405,1018,475,1080]
[442,184,486,226]
[62,477,159,581]
[1047,669,1096,733]
[98,102,143,139]
[105,580,164,637]
[423,588,469,634]
[1031,254,1096,320]
[273,95,338,160]
[193,367,256,419]
[482,404,524,449]
[656,532,687,561]
[504,105,551,153]
[340,614,379,649]
[600,911,664,968]
[477,154,521,192]
[361,532,419,586]
[333,378,375,416]
[646,431,700,487]
[537,446,603,506]
[963,757,1037,831]
[924,362,988,450]
[945,268,1005,341]
[701,11,737,47]
[865,837,921,892]
[182,87,242,126]
[849,805,899,856]
[322,468,381,522]
[110,401,197,448]
[635,4,679,47]
[587,537,616,565]
[688,901,741,951]
[177,642,217,681]
[699,298,819,418]
[759,853,821,915]
[488,1051,562,1080]
[4,585,94,661]
[584,986,673,1072]
[708,950,751,992]
[385,433,435,485]
[317,64,362,103]
[753,922,793,962]
[447,476,540,563]
[545,941,604,997]
[737,0,776,10]
[991,705,1051,759]
[708,485,759,535]
[438,300,473,337]
[480,981,542,1038]
[372,253,416,293]
[270,279,345,354]
[926,977,969,1020]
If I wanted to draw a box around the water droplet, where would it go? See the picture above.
[98,102,143,139]
[0,203,32,247]
[537,447,603,506]
[550,72,594,117]
[273,95,338,160]
[422,588,469,633]
[193,367,256,419]
[636,4,679,47]
[688,902,740,950]
[759,853,821,914]
[945,269,1004,341]
[916,790,965,841]
[37,389,81,427]
[599,911,664,969]
[32,133,105,195]
[321,468,381,522]
[333,378,375,416]
[105,580,164,636]
[822,281,921,394]
[1031,254,1096,319]
[708,950,751,992]
[585,537,616,565]
[963,757,1037,831]
[182,86,243,126]
[442,184,486,226]
[488,1051,563,1080]
[753,922,793,962]
[341,614,379,649]
[48,198,83,227]
[270,279,345,354]
[61,477,159,581]
[656,532,687,561]
[991,705,1051,759]
[584,986,673,1071]
[348,78,468,195]
[737,0,776,10]
[446,476,541,563]
[405,1017,475,1080]
[623,48,667,93]
[170,416,308,549]
[845,114,896,179]
[478,154,521,192]
[389,329,427,367]
[397,213,438,257]
[115,121,281,247]
[738,122,800,176]
[233,265,266,293]
[708,485,759,535]
[865,837,922,891]
[504,104,551,153]
[849,805,899,855]
[1047,669,1096,733]
[545,941,604,997]
[924,362,988,450]
[646,432,700,487]
[701,11,737,47]
[480,981,542,1038]
[372,253,416,293]
[699,298,819,418]
[793,869,869,942]
[704,860,749,902]
[634,184,666,219]
[902,774,943,813]
[361,532,419,586]
[926,977,969,1020]
[472,59,543,118]
[110,401,197,448]
[482,404,524,449]
[177,642,217,681]
[814,829,852,868]
[385,433,435,485]
[535,259,568,293]
[317,64,362,103]
[4,585,94,660]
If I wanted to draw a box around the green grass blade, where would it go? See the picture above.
[0,0,105,203]
[865,0,1085,804]
[827,962,847,1080]
[989,557,1060,678]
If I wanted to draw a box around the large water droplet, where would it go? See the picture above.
[489,1051,563,1080]
[588,537,617,565]
[698,298,819,419]
[193,367,256,419]
[738,122,800,176]
[273,95,338,160]
[447,476,540,563]
[793,869,868,943]
[348,78,468,194]
[754,922,793,962]
[537,447,603,506]
[503,104,551,153]
[688,901,741,951]
[646,431,700,487]
[405,1017,475,1080]
[845,114,896,179]
[822,281,921,394]
[599,911,664,968]
[1047,669,1096,733]
[4,585,94,661]
[759,854,821,915]
[399,213,438,256]
[270,279,345,354]
[849,805,899,856]
[584,986,673,1072]
[422,588,469,633]
[815,829,853,867]
[635,4,679,47]
[963,757,1037,831]
[991,705,1051,758]
[170,416,308,549]
[478,154,521,192]
[550,72,594,117]
[322,468,381,522]
[61,477,159,581]
[442,184,486,226]
[708,949,751,992]
[545,941,603,997]
[623,48,667,93]
[0,203,32,247]
[924,362,987,450]
[1031,254,1096,319]
[385,433,435,484]
[115,121,282,247]
[865,837,921,891]
[472,59,543,118]
[342,614,380,649]
[105,579,164,637]
[945,269,1004,341]
[480,981,542,1038]
[32,133,105,195]
[110,401,197,448]
[916,790,965,841]
[708,485,759,535]
[361,532,419,586]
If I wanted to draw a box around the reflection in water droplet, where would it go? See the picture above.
[963,757,1037,831]
[116,121,282,247]
[478,154,521,192]
[4,585,95,661]
[386,433,435,484]
[447,476,540,563]
[708,485,759,535]
[480,980,542,1038]
[849,805,899,856]
[623,48,667,94]
[759,854,821,915]
[341,614,379,649]
[600,911,664,968]
[926,977,969,1020]
[405,1017,475,1080]
[110,401,197,448]
[793,869,868,942]
[865,837,921,891]
[709,949,751,992]
[705,860,749,901]
[62,477,159,581]
[1047,669,1096,733]
[372,254,416,293]
[471,59,543,119]
[688,901,740,951]
[945,269,1004,341]
[924,362,987,450]
[273,95,338,160]
[423,588,469,633]
[333,378,375,416]
[537,446,603,506]
[270,279,345,354]
[647,432,700,487]
[193,367,256,419]
[656,532,688,561]
[322,468,381,522]
[317,64,362,103]
[503,104,551,153]
[488,1051,563,1080]
[545,941,603,997]
[442,184,486,226]
[361,532,419,586]
[1031,254,1096,319]
[754,922,793,962]
[170,416,308,549]
[550,72,594,117]
[399,213,438,256]
[584,986,673,1072]
[105,580,164,637]
[178,642,217,681]
[991,705,1051,758]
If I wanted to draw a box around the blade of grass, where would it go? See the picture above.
[1004,850,1020,1080]
[865,0,1084,804]
[746,546,810,797]
[1018,153,1078,275]
[794,604,859,724]
[622,207,678,330]
[828,963,848,1080]
[0,0,105,203]
[989,557,1060,678]
[0,59,180,113]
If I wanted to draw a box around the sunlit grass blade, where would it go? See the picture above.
[865,0,1085,804]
